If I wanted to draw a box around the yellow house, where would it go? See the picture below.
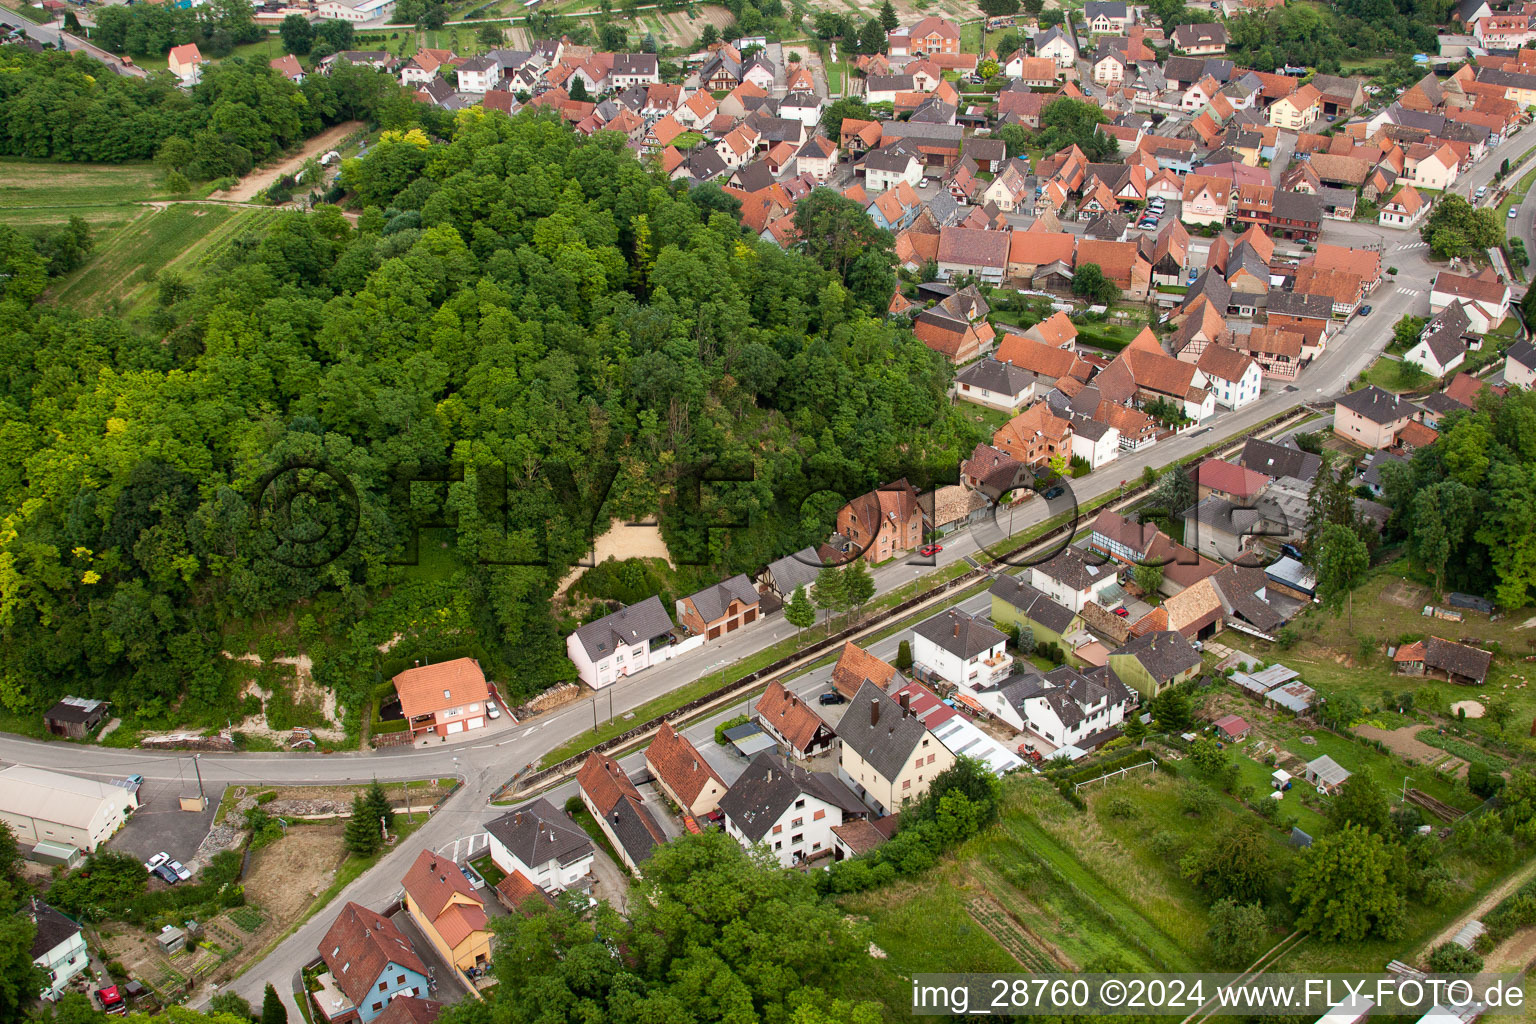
[836,681,956,815]
[1266,83,1320,130]
[401,849,491,974]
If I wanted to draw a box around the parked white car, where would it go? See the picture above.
[143,852,169,873]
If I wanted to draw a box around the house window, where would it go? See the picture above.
[794,798,805,809]
[379,983,387,992]
[774,841,782,850]
[903,779,912,790]
[813,809,825,821]
[373,1004,383,1013]
[397,976,405,985]
[791,817,803,828]
[792,833,804,844]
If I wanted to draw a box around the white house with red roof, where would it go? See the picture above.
[168,43,206,86]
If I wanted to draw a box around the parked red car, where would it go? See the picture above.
[918,544,942,556]
[1113,606,1130,618]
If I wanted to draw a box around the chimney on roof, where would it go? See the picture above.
[953,614,960,638]
[900,691,911,714]
[871,697,880,727]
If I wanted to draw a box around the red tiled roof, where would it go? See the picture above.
[644,722,725,808]
[392,658,489,720]
[401,850,487,950]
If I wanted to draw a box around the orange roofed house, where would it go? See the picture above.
[754,680,838,759]
[835,480,928,563]
[994,403,1073,468]
[391,658,493,739]
[400,849,491,974]
[831,641,902,699]
[645,722,727,817]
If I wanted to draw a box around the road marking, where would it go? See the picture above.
[1391,242,1429,252]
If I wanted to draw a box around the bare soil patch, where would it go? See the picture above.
[554,518,675,596]
[1380,579,1430,608]
[213,121,364,203]
[1353,723,1446,765]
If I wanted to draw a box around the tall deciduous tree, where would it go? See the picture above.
[1316,523,1370,628]
[1290,824,1406,942]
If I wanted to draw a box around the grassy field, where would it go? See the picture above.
[1362,355,1432,393]
[50,205,282,315]
[0,158,169,227]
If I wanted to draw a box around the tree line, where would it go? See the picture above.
[92,0,261,59]
[0,44,419,173]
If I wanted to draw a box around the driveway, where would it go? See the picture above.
[587,846,630,914]
[109,777,223,870]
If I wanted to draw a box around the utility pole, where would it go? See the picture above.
[592,698,598,730]
[192,753,205,802]
[1402,775,1413,803]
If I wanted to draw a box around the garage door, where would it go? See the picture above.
[445,721,464,735]
[466,717,485,730]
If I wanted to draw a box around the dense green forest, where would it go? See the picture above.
[0,99,978,726]
[1379,388,1536,608]
[1225,0,1453,72]
[0,47,424,175]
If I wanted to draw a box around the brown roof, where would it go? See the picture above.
[1196,344,1258,385]
[1424,636,1492,681]
[995,402,1072,448]
[1230,327,1303,359]
[830,816,895,855]
[938,227,1010,269]
[831,641,899,699]
[995,331,1092,381]
[319,903,428,1006]
[1075,239,1145,288]
[1028,310,1078,347]
[1396,419,1440,449]
[392,658,489,720]
[1445,371,1502,406]
[645,722,725,808]
[1309,243,1381,282]
[401,850,487,949]
[373,998,444,1024]
[754,681,831,753]
[577,751,643,816]
[1434,268,1508,306]
[1293,265,1362,306]
[494,870,557,917]
[1010,229,1075,267]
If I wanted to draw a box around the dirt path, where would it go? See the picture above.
[1417,858,1536,961]
[213,121,363,203]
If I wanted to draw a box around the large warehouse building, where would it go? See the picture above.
[0,764,138,853]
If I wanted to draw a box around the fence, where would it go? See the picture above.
[1073,759,1158,792]
[494,404,1321,802]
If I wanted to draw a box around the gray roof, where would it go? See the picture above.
[1112,629,1201,682]
[1184,494,1269,539]
[612,53,658,76]
[1034,26,1075,53]
[868,73,916,92]
[838,680,932,781]
[763,546,824,596]
[1507,339,1536,372]
[1239,439,1320,483]
[1273,190,1322,223]
[29,904,80,959]
[606,795,666,865]
[484,797,594,870]
[1267,291,1333,319]
[1336,385,1416,425]
[1162,55,1207,86]
[1305,754,1351,786]
[1268,679,1316,712]
[1265,556,1316,595]
[955,357,1035,397]
[880,121,965,144]
[684,147,729,183]
[1033,545,1115,592]
[1184,270,1231,313]
[718,751,864,842]
[913,608,1007,659]
[572,595,674,661]
[865,138,923,172]
[989,574,1077,634]
[732,159,776,193]
[1209,563,1285,632]
[683,574,758,623]
[1360,451,1409,489]
[1084,1,1128,18]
